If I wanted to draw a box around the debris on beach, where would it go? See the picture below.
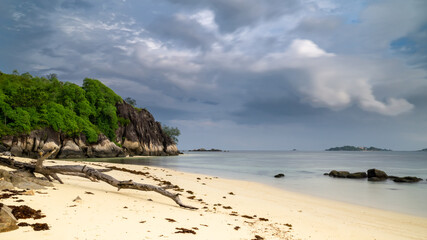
[73,196,82,203]
[31,223,49,231]
[8,205,45,220]
[175,227,196,234]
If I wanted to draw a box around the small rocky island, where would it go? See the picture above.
[325,146,391,151]
[189,148,223,152]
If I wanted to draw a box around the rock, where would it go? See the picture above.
[347,172,367,179]
[0,204,18,233]
[328,170,350,178]
[115,101,178,156]
[0,170,14,190]
[367,169,388,179]
[10,171,54,190]
[0,169,11,181]
[57,140,84,158]
[1,151,11,156]
[0,180,14,190]
[10,145,23,157]
[90,136,124,158]
[0,144,7,152]
[393,176,423,183]
[368,177,386,182]
[387,176,399,180]
[274,173,285,178]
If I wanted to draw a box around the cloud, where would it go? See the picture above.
[249,39,415,116]
[1,0,427,150]
[147,12,217,49]
[286,39,335,58]
[168,0,301,32]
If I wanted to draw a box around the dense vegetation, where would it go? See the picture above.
[326,145,391,151]
[0,71,122,143]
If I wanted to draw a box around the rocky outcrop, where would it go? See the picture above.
[0,102,178,158]
[274,173,285,178]
[114,102,178,156]
[326,168,423,183]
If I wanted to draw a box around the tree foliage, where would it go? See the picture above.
[162,124,180,144]
[0,71,123,143]
[124,97,137,107]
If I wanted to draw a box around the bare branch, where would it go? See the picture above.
[0,156,197,209]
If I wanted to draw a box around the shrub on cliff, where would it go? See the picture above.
[162,124,180,144]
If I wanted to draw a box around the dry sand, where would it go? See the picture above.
[1,159,427,240]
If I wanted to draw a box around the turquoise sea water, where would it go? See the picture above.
[88,151,427,217]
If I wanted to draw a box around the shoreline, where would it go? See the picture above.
[1,159,427,239]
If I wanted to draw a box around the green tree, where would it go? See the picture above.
[162,124,180,144]
[124,97,137,107]
[0,71,125,143]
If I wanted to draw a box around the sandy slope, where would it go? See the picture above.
[1,159,427,240]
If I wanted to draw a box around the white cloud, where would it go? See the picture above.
[299,59,415,116]
[189,10,218,32]
[286,39,335,58]
[250,39,414,116]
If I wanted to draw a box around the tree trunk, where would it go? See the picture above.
[0,150,196,209]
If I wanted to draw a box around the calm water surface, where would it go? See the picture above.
[86,151,427,217]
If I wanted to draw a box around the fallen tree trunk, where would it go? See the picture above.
[0,150,196,209]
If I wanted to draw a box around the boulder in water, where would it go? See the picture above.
[274,173,285,178]
[393,176,422,183]
[328,170,350,178]
[367,169,388,180]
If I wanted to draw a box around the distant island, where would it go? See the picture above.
[189,148,223,152]
[420,148,427,152]
[326,146,391,151]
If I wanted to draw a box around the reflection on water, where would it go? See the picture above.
[81,151,427,217]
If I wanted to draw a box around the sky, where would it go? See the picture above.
[0,0,426,151]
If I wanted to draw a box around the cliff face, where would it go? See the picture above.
[115,102,179,156]
[0,102,178,158]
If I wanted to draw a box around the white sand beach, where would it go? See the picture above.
[1,159,427,240]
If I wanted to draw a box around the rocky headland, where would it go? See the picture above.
[0,102,178,158]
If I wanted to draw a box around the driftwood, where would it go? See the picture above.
[0,149,197,209]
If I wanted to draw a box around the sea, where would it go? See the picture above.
[87,151,427,218]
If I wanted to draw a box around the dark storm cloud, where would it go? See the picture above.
[147,14,217,49]
[167,0,301,32]
[232,97,328,125]
[61,0,93,10]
